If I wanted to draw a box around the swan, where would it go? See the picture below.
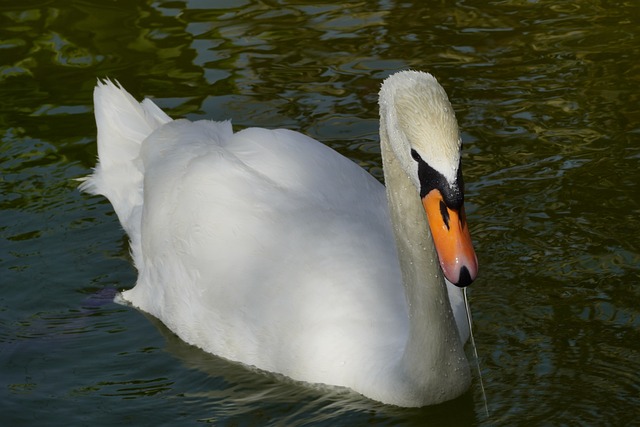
[79,70,478,407]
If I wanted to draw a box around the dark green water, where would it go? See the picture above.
[2,1,639,425]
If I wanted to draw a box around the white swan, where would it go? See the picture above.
[80,70,478,407]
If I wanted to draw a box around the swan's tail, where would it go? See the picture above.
[79,79,171,239]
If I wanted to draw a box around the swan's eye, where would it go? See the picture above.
[411,149,421,162]
[439,200,450,230]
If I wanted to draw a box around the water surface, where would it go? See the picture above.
[2,1,639,425]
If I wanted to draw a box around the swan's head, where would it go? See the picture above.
[380,70,478,287]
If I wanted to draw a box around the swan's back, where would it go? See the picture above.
[138,121,414,389]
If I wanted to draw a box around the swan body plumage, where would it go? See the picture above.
[81,71,478,407]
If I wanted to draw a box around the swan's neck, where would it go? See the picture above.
[380,123,470,406]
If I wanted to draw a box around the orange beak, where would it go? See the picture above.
[422,189,478,287]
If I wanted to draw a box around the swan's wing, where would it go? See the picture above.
[125,120,408,383]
